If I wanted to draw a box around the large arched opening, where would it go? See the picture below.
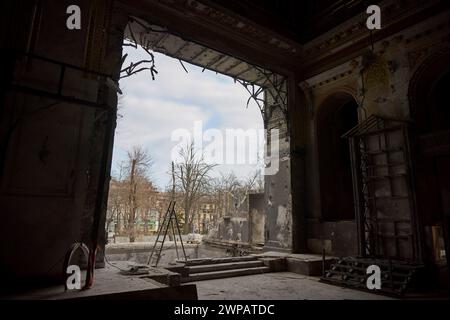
[316,92,359,222]
[409,50,450,274]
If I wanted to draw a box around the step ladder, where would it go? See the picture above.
[147,200,187,267]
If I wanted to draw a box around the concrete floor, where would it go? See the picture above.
[194,272,394,300]
[4,264,197,300]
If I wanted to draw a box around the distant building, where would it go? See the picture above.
[192,199,217,234]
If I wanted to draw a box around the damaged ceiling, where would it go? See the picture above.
[124,17,286,89]
[204,0,383,43]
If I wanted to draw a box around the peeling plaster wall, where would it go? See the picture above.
[206,210,250,243]
[217,217,250,243]
[249,193,265,245]
[264,90,292,251]
[205,193,266,246]
[299,10,450,257]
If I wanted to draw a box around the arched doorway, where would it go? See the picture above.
[410,51,450,273]
[317,92,359,221]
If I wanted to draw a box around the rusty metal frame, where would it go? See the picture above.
[344,115,421,261]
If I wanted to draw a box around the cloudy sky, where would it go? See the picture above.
[112,45,264,189]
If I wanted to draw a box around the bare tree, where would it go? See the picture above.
[124,145,153,179]
[174,141,216,233]
[254,169,264,193]
[106,146,156,242]
[106,177,121,242]
[222,172,257,214]
[124,146,153,242]
[209,171,261,219]
[106,162,127,242]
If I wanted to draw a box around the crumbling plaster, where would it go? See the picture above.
[297,10,450,257]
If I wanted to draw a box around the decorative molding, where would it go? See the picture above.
[308,70,355,90]
[406,25,450,70]
[408,40,450,70]
[404,20,450,45]
[156,0,302,56]
[301,0,440,62]
[299,0,445,80]
[304,23,450,92]
[405,13,450,69]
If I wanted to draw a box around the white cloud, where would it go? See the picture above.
[113,47,264,188]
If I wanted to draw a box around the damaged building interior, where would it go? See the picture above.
[1,0,450,300]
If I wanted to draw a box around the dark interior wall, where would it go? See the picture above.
[316,93,358,222]
[0,0,119,281]
[428,73,450,132]
[413,70,450,227]
[289,83,309,253]
[300,92,359,257]
[410,53,450,136]
[248,193,265,245]
[409,50,450,264]
[307,220,358,256]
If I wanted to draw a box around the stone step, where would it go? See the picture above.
[182,266,270,282]
[179,255,257,266]
[187,260,264,274]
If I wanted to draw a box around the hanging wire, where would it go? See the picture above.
[178,59,189,73]
[120,18,158,80]
[120,16,290,133]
